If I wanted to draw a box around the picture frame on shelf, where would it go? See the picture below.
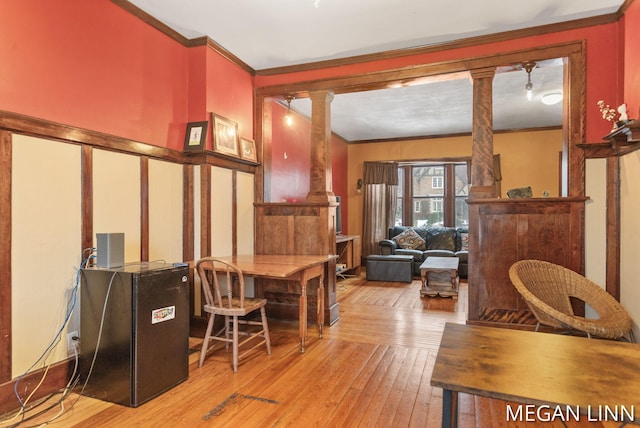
[239,137,257,162]
[183,121,208,151]
[212,113,239,157]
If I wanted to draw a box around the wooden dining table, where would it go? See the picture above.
[213,254,331,353]
[431,322,640,427]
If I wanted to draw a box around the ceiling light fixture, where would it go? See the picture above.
[284,95,294,126]
[541,92,563,106]
[523,61,536,101]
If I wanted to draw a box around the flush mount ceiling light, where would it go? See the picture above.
[522,61,536,101]
[284,95,294,126]
[541,92,563,105]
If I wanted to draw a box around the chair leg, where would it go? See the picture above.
[225,316,231,350]
[199,313,215,368]
[232,315,239,373]
[261,307,271,355]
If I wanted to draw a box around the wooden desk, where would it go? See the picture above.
[214,254,329,353]
[431,323,640,427]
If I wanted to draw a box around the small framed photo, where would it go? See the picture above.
[239,137,257,162]
[212,113,239,157]
[183,121,208,151]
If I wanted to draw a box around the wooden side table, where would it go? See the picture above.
[419,256,459,298]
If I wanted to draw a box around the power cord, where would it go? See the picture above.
[1,248,95,427]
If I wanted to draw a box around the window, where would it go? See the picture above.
[395,162,469,228]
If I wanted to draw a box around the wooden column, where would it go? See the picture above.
[469,67,497,199]
[307,90,335,203]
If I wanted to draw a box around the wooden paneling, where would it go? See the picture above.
[255,202,339,324]
[467,197,587,326]
[0,131,11,382]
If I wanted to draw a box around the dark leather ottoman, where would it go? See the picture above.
[366,255,414,283]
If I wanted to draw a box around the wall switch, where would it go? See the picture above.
[67,331,79,355]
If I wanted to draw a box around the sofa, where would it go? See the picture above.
[379,226,469,278]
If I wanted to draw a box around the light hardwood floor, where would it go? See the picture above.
[3,276,626,427]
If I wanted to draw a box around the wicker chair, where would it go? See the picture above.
[509,260,634,341]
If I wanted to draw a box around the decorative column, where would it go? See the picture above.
[307,90,335,203]
[469,68,497,199]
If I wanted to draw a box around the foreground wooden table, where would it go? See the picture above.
[214,254,330,353]
[431,323,640,427]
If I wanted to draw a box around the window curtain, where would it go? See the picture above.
[362,162,398,258]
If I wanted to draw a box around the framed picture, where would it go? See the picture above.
[212,113,239,157]
[183,121,208,151]
[239,137,257,162]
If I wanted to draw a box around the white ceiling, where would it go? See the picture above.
[127,0,624,141]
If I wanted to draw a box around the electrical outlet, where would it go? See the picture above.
[67,331,79,355]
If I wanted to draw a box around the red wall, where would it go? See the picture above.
[271,102,312,202]
[623,2,640,117]
[205,49,255,141]
[269,101,350,232]
[0,1,254,151]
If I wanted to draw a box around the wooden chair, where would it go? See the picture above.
[196,257,271,372]
[509,259,634,341]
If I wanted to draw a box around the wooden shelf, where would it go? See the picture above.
[580,119,640,158]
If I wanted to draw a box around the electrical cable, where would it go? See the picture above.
[4,249,95,426]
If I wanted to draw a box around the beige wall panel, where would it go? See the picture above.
[11,135,81,377]
[93,149,141,262]
[210,167,233,257]
[620,152,640,338]
[148,159,183,263]
[584,158,607,319]
[236,171,255,255]
[193,166,202,316]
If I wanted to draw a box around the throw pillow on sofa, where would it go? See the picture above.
[392,228,426,250]
[426,227,457,251]
[460,232,469,251]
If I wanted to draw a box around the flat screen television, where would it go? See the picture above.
[335,195,342,235]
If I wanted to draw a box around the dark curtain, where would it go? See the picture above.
[362,162,398,258]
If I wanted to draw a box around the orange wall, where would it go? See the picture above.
[346,129,562,237]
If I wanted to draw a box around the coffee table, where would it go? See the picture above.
[419,256,459,298]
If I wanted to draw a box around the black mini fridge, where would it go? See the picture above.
[80,262,190,407]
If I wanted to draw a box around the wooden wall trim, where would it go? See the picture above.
[0,131,12,382]
[0,110,182,163]
[200,165,212,257]
[81,146,93,256]
[256,41,584,98]
[607,156,621,300]
[140,156,149,261]
[232,171,238,256]
[183,165,195,262]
